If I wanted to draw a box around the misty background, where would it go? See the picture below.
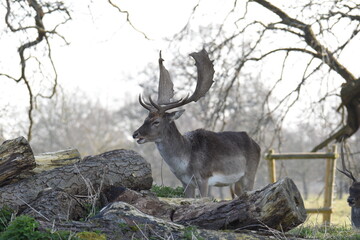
[1,0,360,199]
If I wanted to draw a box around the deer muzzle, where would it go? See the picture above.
[348,196,356,207]
[132,131,146,144]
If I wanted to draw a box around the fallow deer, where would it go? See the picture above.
[338,140,360,227]
[132,49,260,198]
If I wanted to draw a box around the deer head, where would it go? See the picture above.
[338,142,360,207]
[132,49,214,144]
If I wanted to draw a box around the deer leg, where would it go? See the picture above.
[198,180,209,198]
[234,175,250,196]
[234,181,243,196]
[229,185,235,199]
[183,184,195,198]
[235,175,253,196]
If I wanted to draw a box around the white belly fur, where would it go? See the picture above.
[208,173,244,187]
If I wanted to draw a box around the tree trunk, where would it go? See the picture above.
[341,81,360,138]
[313,79,360,151]
[33,148,81,173]
[0,137,36,186]
[0,149,153,210]
[107,177,306,232]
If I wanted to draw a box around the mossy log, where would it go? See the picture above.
[0,137,36,186]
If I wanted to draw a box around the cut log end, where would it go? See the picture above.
[0,137,35,186]
[173,177,307,232]
[255,177,307,231]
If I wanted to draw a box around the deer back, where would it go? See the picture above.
[185,130,260,179]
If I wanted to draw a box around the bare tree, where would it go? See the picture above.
[30,90,132,156]
[1,0,71,140]
[168,0,360,152]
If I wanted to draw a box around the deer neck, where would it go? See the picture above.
[155,122,190,174]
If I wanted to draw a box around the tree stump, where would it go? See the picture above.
[0,149,153,211]
[0,137,36,186]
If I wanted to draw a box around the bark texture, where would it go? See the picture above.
[0,149,153,210]
[105,177,306,232]
[0,137,36,186]
[340,80,360,139]
[38,201,306,240]
[21,189,86,221]
[171,177,306,231]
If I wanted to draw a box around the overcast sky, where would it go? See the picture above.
[0,1,200,110]
[1,0,359,137]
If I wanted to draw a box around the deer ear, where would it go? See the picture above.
[168,109,185,122]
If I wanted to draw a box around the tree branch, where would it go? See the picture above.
[107,0,150,40]
[252,0,356,83]
[2,0,71,141]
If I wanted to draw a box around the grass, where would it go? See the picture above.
[303,196,351,225]
[150,184,185,198]
[288,196,360,239]
[289,224,360,239]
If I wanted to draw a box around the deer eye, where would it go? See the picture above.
[152,120,160,126]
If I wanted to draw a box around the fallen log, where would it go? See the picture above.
[0,149,153,210]
[31,179,307,239]
[34,148,81,173]
[38,202,307,240]
[0,137,36,186]
[108,177,306,232]
[173,177,306,231]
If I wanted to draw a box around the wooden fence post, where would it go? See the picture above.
[323,145,337,224]
[267,149,276,183]
[266,146,338,225]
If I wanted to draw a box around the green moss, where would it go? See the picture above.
[118,222,144,234]
[182,226,204,240]
[76,231,106,240]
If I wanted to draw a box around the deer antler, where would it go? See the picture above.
[187,50,215,102]
[158,51,174,105]
[139,49,214,113]
[138,95,155,112]
[337,140,357,182]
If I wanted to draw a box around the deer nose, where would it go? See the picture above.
[133,131,139,139]
[348,197,355,206]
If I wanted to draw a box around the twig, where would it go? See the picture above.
[16,195,50,221]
